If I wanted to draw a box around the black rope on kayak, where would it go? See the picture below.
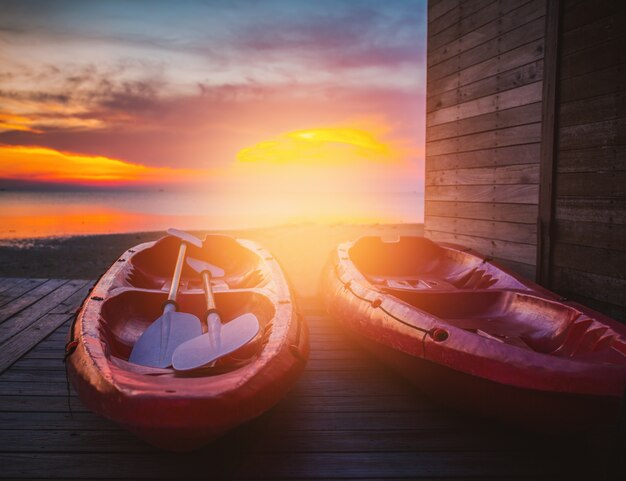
[335,265,435,340]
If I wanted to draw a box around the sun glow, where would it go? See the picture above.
[0,145,209,186]
[237,127,397,165]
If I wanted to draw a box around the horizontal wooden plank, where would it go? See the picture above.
[0,279,89,346]
[0,426,545,454]
[428,101,543,142]
[0,278,28,295]
[551,267,626,307]
[429,15,545,83]
[555,171,626,198]
[552,243,626,280]
[428,0,459,24]
[560,62,626,103]
[562,0,626,34]
[563,294,625,323]
[428,83,543,127]
[555,197,626,224]
[425,201,538,223]
[426,164,540,186]
[0,313,73,374]
[427,123,541,156]
[429,0,526,51]
[559,32,626,80]
[428,38,545,97]
[427,143,540,171]
[424,230,536,265]
[0,451,567,479]
[492,257,537,280]
[235,451,563,479]
[554,219,626,251]
[559,118,626,151]
[428,0,495,43]
[0,279,47,310]
[562,7,626,56]
[559,91,626,128]
[428,60,544,113]
[557,145,626,173]
[425,184,539,204]
[49,281,93,315]
[0,279,68,324]
[425,216,537,244]
[428,0,545,67]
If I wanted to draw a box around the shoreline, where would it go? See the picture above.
[0,223,424,297]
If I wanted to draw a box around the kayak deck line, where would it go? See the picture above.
[0,276,622,478]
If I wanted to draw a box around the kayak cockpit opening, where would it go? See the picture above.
[349,236,529,291]
[126,234,268,291]
[99,289,275,372]
[387,288,626,363]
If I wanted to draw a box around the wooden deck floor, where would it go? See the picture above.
[0,277,621,479]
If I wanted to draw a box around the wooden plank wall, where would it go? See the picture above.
[424,0,548,279]
[549,0,626,321]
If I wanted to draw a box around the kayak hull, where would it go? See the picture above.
[322,236,626,431]
[67,234,308,451]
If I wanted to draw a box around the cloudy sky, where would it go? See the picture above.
[0,0,427,191]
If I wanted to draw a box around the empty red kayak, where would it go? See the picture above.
[67,234,308,451]
[322,236,626,431]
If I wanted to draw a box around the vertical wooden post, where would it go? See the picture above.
[536,0,562,285]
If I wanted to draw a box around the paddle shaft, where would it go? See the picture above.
[201,270,222,356]
[167,242,187,304]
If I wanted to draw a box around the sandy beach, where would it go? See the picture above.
[0,223,423,298]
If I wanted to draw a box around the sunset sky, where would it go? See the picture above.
[0,0,427,193]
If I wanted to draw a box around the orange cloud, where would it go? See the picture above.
[0,145,210,186]
[0,114,41,133]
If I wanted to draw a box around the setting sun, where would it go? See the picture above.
[236,127,397,165]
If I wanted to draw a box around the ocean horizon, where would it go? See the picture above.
[0,189,424,240]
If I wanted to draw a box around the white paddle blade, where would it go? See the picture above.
[186,257,225,278]
[166,228,203,248]
[129,311,203,368]
[172,313,260,371]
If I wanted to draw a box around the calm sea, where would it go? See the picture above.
[0,190,424,239]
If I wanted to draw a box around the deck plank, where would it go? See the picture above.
[0,279,90,346]
[0,278,616,480]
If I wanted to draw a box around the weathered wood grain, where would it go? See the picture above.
[429,16,545,82]
[424,230,536,265]
[427,101,542,142]
[0,312,73,374]
[427,83,543,127]
[555,171,626,198]
[428,0,545,67]
[551,267,626,307]
[0,279,47,310]
[555,220,626,251]
[0,279,89,346]
[428,38,545,97]
[557,145,626,174]
[425,201,538,224]
[426,164,540,186]
[428,0,494,40]
[427,60,544,113]
[425,216,537,244]
[0,279,68,324]
[425,184,539,204]
[427,123,541,156]
[427,144,540,171]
